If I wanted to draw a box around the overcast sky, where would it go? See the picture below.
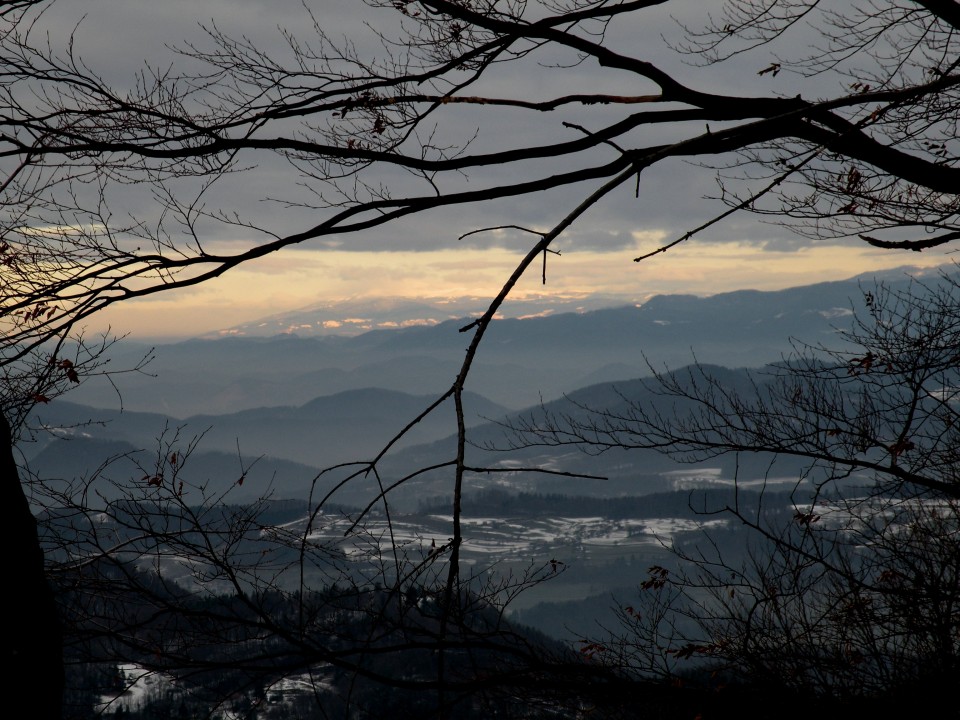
[16,0,958,339]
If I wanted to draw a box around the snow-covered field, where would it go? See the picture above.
[299,510,729,566]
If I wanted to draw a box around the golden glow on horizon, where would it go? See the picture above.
[84,242,956,339]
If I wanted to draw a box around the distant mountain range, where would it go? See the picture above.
[23,361,846,510]
[59,263,954,416]
[206,293,639,338]
[25,263,954,507]
[27,388,507,467]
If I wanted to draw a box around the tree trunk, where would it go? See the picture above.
[2,413,63,718]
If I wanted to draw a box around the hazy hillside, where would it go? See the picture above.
[57,267,950,417]
[28,266,954,508]
[26,363,808,508]
[25,387,509,487]
[27,436,324,505]
[370,363,817,510]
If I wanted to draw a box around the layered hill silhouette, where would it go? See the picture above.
[58,266,950,417]
[28,265,954,507]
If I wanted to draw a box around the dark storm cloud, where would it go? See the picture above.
[14,1,850,255]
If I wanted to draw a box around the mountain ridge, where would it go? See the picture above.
[56,264,956,418]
